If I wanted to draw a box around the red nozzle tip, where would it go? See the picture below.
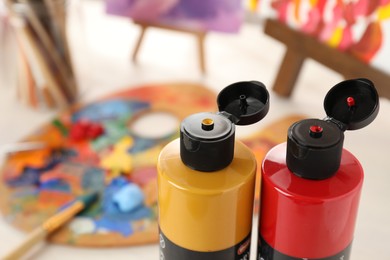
[310,125,323,133]
[309,125,323,138]
[347,97,355,107]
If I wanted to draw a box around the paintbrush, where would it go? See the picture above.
[3,192,98,260]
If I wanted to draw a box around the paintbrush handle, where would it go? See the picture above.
[3,201,84,260]
[2,193,97,260]
[3,227,47,260]
[42,201,84,233]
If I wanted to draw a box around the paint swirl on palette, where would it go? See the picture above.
[0,83,217,247]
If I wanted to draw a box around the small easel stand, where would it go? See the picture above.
[265,19,390,99]
[5,0,78,109]
[131,20,207,74]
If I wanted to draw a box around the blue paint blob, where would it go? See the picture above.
[103,206,151,222]
[39,179,71,192]
[119,206,151,221]
[102,177,151,221]
[72,100,150,122]
[110,177,128,188]
[112,183,144,213]
[7,168,42,187]
[103,177,130,214]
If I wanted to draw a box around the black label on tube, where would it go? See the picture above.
[258,236,352,260]
[159,229,251,260]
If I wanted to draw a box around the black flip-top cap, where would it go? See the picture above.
[217,81,269,125]
[287,119,344,180]
[324,78,379,130]
[180,81,270,172]
[180,112,235,172]
[286,78,380,180]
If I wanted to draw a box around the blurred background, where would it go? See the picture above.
[0,0,389,259]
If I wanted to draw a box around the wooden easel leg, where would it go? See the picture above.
[197,32,206,74]
[131,21,207,73]
[132,23,147,63]
[272,47,305,97]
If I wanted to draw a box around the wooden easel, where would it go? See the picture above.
[265,19,390,99]
[131,20,207,74]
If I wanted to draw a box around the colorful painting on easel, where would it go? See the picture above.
[105,0,243,33]
[0,83,217,246]
[270,0,390,66]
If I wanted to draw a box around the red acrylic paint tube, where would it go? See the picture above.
[257,78,379,260]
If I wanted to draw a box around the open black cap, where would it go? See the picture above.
[180,81,269,172]
[324,78,379,130]
[217,81,269,125]
[287,78,379,180]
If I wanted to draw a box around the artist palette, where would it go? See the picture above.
[0,83,217,247]
[0,82,305,247]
